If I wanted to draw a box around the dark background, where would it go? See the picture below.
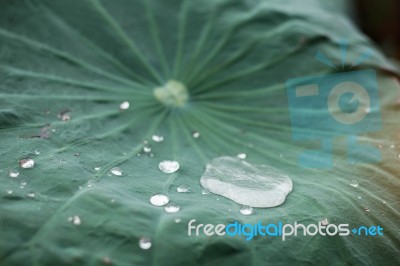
[355,0,400,60]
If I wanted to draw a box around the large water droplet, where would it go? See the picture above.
[152,135,164,142]
[139,237,152,250]
[150,194,169,206]
[177,184,190,193]
[159,161,179,173]
[350,180,358,188]
[19,158,35,169]
[200,156,293,208]
[119,101,130,110]
[240,205,253,215]
[110,167,123,176]
[9,170,19,178]
[164,203,180,213]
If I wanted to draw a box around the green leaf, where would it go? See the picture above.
[0,0,399,265]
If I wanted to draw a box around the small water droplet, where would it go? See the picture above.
[102,257,112,265]
[159,160,179,173]
[34,149,40,155]
[119,101,130,110]
[95,166,101,171]
[21,181,27,186]
[27,192,35,198]
[237,153,247,160]
[192,131,200,138]
[69,215,81,225]
[152,135,164,142]
[9,170,19,178]
[177,184,190,193]
[349,180,358,188]
[164,203,180,213]
[139,237,152,250]
[110,167,123,176]
[51,129,56,133]
[321,218,329,226]
[6,190,13,194]
[240,205,253,215]
[175,218,181,223]
[58,109,71,121]
[364,206,370,212]
[382,200,387,204]
[143,146,152,153]
[390,144,395,149]
[19,158,35,169]
[150,194,169,206]
[201,188,210,195]
[357,195,362,199]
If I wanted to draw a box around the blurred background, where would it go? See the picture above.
[355,0,400,60]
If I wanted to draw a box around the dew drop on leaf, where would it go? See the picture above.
[19,158,35,169]
[350,180,359,188]
[6,190,13,195]
[159,160,179,173]
[68,216,81,225]
[200,156,293,208]
[177,184,190,193]
[9,170,19,178]
[34,149,40,155]
[237,153,247,160]
[164,203,180,213]
[138,237,152,250]
[95,166,101,171]
[192,131,200,138]
[175,218,181,223]
[240,205,253,215]
[27,192,35,198]
[364,206,370,212]
[151,135,164,142]
[149,194,169,206]
[119,101,130,110]
[321,218,329,225]
[143,146,151,153]
[58,109,71,121]
[110,167,123,176]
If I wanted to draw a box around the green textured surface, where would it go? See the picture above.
[0,0,399,265]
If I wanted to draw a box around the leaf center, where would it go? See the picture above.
[153,80,189,107]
